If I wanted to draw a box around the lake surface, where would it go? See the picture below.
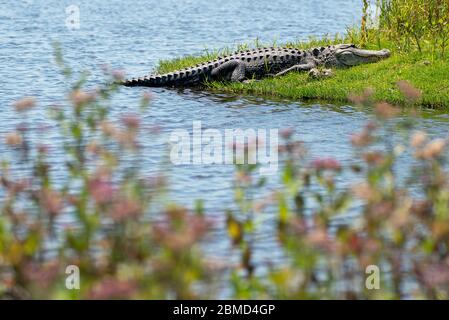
[1,0,449,286]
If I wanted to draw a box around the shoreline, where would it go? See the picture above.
[156,40,449,110]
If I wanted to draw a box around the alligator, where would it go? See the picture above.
[122,44,390,87]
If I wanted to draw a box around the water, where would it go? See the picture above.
[1,0,449,283]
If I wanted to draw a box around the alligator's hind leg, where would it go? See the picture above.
[211,60,246,82]
[274,62,316,77]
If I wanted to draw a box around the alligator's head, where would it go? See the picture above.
[324,44,391,67]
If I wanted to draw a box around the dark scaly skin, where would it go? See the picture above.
[122,44,391,87]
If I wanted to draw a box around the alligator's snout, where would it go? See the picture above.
[335,44,391,66]
[355,48,390,59]
[379,49,391,58]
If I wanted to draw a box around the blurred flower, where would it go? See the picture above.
[311,157,341,171]
[69,89,96,106]
[146,175,167,189]
[411,200,432,217]
[5,132,23,146]
[101,119,139,148]
[89,278,137,299]
[112,69,125,81]
[23,261,59,289]
[67,195,80,206]
[121,114,140,131]
[306,228,335,252]
[1,177,30,195]
[417,262,449,288]
[417,139,446,159]
[279,128,294,139]
[390,199,412,228]
[37,144,50,154]
[374,102,399,120]
[350,123,376,147]
[153,208,211,251]
[86,141,101,155]
[204,257,234,272]
[349,233,365,254]
[110,197,142,222]
[100,121,119,137]
[397,80,422,101]
[371,201,394,218]
[351,132,370,147]
[88,175,115,204]
[235,171,252,184]
[39,189,63,217]
[348,87,374,105]
[253,196,274,213]
[365,122,377,131]
[115,131,139,149]
[14,97,36,112]
[16,123,29,134]
[278,140,305,157]
[410,131,427,148]
[142,91,154,104]
[351,182,376,201]
[363,151,385,166]
[432,221,449,239]
[287,217,307,235]
[364,238,380,253]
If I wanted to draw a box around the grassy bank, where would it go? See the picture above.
[156,37,449,109]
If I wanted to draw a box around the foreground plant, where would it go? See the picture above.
[226,82,449,299]
[0,49,213,299]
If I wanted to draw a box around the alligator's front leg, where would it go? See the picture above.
[211,60,246,82]
[274,62,316,77]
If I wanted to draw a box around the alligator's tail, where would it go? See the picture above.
[122,66,211,87]
[122,74,169,87]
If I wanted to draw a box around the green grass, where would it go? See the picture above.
[155,35,449,110]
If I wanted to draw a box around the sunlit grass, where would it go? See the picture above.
[210,51,449,109]
[155,34,449,109]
